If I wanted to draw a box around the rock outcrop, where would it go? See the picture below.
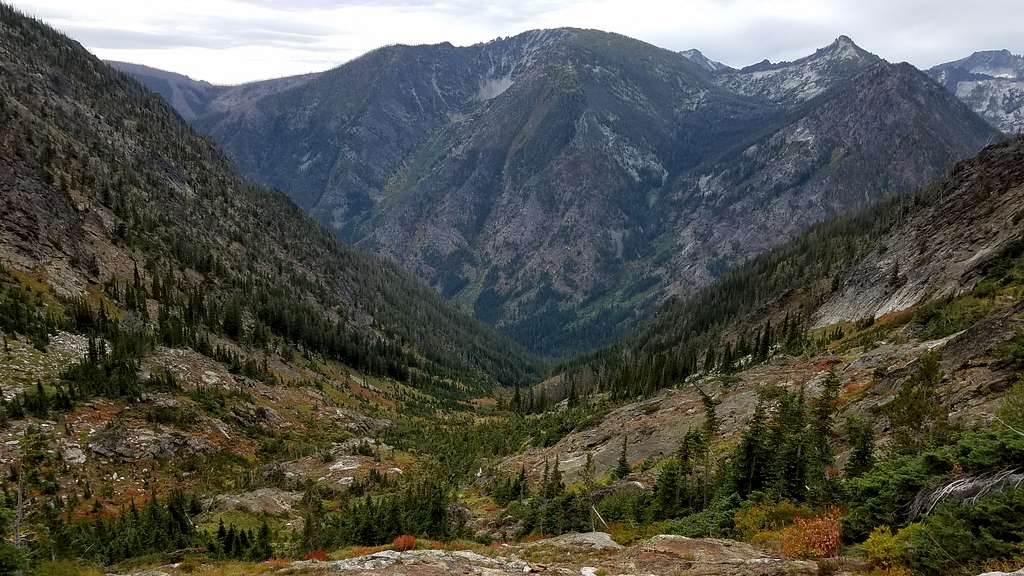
[268,533,817,575]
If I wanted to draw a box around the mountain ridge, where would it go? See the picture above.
[118,31,997,356]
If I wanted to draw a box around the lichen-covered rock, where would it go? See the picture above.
[524,531,624,551]
[88,425,212,462]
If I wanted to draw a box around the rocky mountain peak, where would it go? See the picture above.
[717,35,881,105]
[680,48,733,73]
[802,34,874,66]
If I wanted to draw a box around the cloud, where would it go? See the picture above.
[10,0,1024,84]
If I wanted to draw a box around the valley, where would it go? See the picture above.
[0,2,1023,576]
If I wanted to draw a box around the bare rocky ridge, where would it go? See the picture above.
[106,60,316,122]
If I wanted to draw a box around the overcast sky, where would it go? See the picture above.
[13,0,1024,85]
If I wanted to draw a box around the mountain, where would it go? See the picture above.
[4,5,1024,572]
[928,49,1024,134]
[0,5,539,388]
[107,59,317,122]
[127,32,996,356]
[715,35,881,104]
[106,60,223,121]
[0,7,562,572]
[680,48,733,72]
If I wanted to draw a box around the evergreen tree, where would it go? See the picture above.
[653,459,681,519]
[614,435,631,480]
[807,370,841,503]
[732,397,771,497]
[844,415,875,478]
[581,453,596,492]
[886,351,952,454]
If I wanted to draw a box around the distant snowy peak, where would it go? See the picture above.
[928,49,1024,134]
[680,49,733,73]
[715,35,881,105]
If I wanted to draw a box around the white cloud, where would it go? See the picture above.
[11,0,1024,84]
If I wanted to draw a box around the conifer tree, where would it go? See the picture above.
[653,459,681,519]
[614,435,631,480]
[581,453,595,492]
[844,415,874,478]
[886,351,952,454]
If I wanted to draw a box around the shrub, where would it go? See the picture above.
[303,549,328,561]
[863,524,921,569]
[779,508,841,559]
[666,494,740,538]
[392,534,417,552]
[734,499,814,542]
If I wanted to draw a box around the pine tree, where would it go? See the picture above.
[732,397,771,497]
[807,371,842,503]
[653,459,681,519]
[255,518,272,560]
[886,350,952,454]
[546,458,564,500]
[844,416,874,478]
[614,435,631,480]
[581,453,595,492]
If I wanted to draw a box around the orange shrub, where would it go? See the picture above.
[393,534,417,551]
[779,508,842,559]
[303,549,328,561]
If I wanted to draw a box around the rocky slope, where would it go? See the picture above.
[1,6,538,387]
[929,49,1024,134]
[122,31,996,355]
[521,136,1024,483]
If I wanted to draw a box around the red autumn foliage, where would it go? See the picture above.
[393,534,417,552]
[303,549,328,561]
[780,508,842,559]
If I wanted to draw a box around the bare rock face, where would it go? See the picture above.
[929,49,1024,133]
[88,425,212,462]
[282,549,535,575]
[814,138,1024,327]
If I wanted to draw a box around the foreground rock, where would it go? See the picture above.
[270,533,818,575]
[281,549,534,575]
